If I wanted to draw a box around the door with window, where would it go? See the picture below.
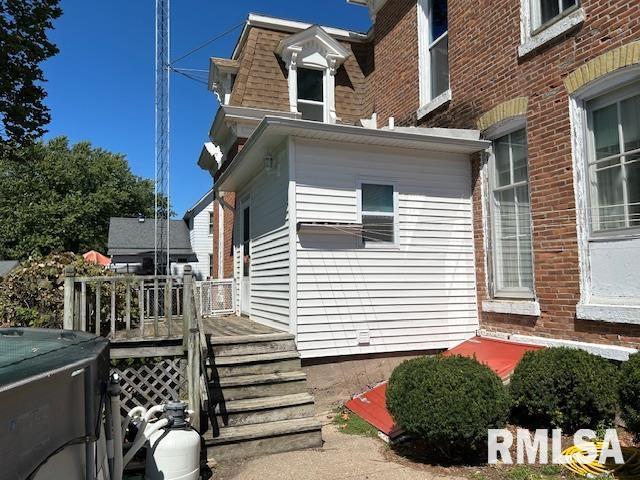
[241,202,251,315]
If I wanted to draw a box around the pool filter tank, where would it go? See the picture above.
[145,401,200,480]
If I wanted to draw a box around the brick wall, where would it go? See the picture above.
[373,0,640,347]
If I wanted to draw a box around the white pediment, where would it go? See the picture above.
[276,25,351,70]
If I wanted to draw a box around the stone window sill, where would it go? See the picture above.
[576,303,640,325]
[417,89,451,120]
[518,8,585,58]
[482,300,541,317]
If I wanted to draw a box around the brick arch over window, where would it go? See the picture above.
[565,41,640,94]
[477,97,529,131]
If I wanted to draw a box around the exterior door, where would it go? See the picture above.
[241,203,251,315]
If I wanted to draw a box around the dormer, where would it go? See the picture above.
[276,26,351,123]
[209,57,239,106]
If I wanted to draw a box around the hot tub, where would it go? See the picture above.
[0,328,109,480]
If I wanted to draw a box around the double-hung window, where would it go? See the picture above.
[360,183,396,245]
[586,82,640,234]
[209,211,214,235]
[490,128,534,298]
[418,0,449,109]
[297,68,325,122]
[531,0,579,32]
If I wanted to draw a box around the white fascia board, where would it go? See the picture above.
[183,189,214,220]
[209,105,300,145]
[478,329,638,361]
[232,13,369,60]
[215,116,490,191]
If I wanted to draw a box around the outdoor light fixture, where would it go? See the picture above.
[263,153,276,173]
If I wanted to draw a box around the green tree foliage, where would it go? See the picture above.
[386,355,510,460]
[619,353,640,441]
[0,0,62,146]
[0,137,156,259]
[510,347,619,432]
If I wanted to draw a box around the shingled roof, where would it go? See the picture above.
[107,217,193,256]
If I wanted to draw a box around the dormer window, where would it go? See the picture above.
[277,25,350,124]
[297,68,325,122]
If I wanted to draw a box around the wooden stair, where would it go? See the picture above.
[202,326,322,461]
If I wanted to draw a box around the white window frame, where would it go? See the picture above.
[356,178,399,249]
[484,120,536,300]
[518,0,585,58]
[417,0,451,119]
[296,67,327,123]
[208,211,214,236]
[569,67,640,324]
[585,81,640,238]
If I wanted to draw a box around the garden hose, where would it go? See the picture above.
[561,442,640,480]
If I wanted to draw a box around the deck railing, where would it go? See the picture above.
[62,267,189,340]
[196,279,235,317]
[62,264,204,428]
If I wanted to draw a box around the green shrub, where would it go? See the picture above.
[386,355,509,459]
[510,347,619,431]
[0,252,111,329]
[619,353,640,440]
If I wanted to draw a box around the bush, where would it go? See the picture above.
[386,355,509,459]
[510,347,619,432]
[619,353,640,440]
[0,252,108,328]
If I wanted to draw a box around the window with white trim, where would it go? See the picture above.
[209,211,214,235]
[418,0,449,105]
[297,68,325,122]
[531,0,579,32]
[489,128,534,298]
[360,183,396,245]
[586,82,640,233]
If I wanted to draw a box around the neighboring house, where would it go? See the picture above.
[199,14,489,358]
[200,3,640,360]
[107,217,197,277]
[183,189,215,280]
[0,260,19,278]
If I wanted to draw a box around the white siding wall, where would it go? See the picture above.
[234,147,290,331]
[189,204,214,280]
[294,139,478,358]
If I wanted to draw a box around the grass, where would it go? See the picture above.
[333,407,379,438]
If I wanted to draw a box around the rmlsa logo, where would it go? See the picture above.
[488,429,640,478]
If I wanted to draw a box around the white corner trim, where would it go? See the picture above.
[477,329,638,361]
[577,303,640,325]
[287,138,298,339]
[417,89,452,120]
[518,8,585,58]
[482,300,541,316]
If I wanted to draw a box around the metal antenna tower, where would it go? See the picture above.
[155,0,170,275]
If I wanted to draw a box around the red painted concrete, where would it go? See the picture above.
[345,336,543,437]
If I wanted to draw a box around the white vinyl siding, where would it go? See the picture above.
[188,201,214,281]
[294,139,478,358]
[233,147,290,330]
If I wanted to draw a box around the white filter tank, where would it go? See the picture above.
[145,402,200,480]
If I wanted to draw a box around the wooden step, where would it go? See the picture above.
[209,351,301,377]
[205,417,323,460]
[210,371,308,401]
[213,393,315,428]
[210,333,296,357]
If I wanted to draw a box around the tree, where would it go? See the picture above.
[0,137,157,259]
[0,0,62,147]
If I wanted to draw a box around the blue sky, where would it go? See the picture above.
[42,1,371,217]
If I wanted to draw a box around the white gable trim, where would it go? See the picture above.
[277,26,351,124]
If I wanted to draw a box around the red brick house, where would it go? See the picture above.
[199,2,640,360]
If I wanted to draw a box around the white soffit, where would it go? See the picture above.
[215,116,490,190]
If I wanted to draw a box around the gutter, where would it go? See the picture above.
[214,116,490,190]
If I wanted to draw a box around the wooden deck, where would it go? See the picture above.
[201,315,281,337]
